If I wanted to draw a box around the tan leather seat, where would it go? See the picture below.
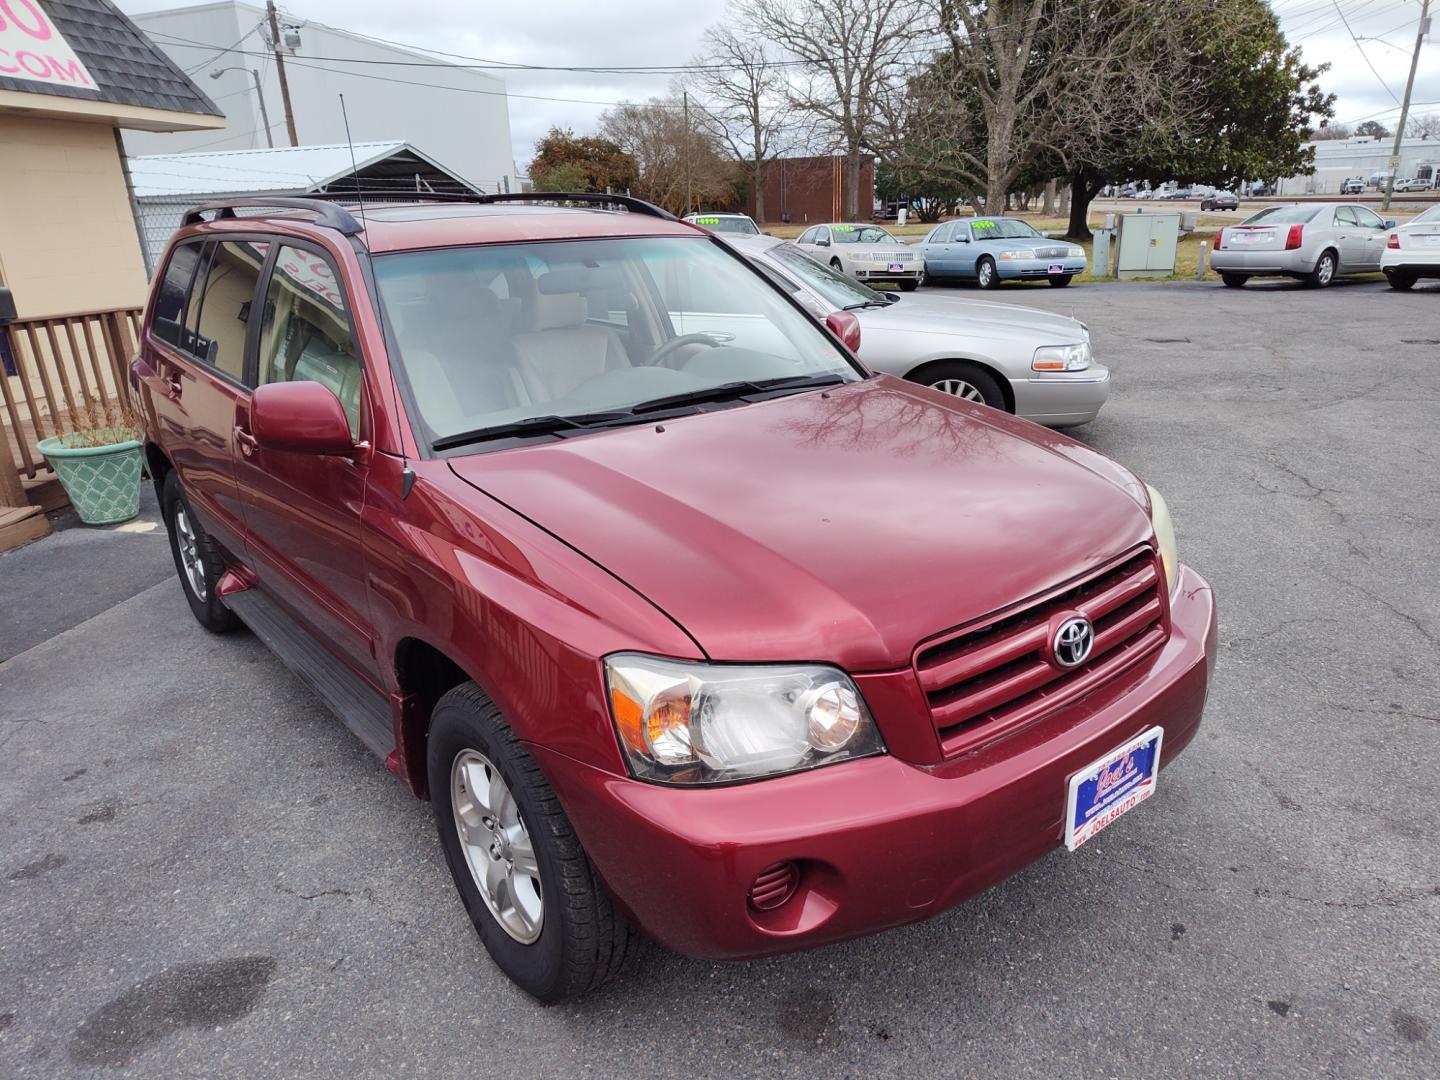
[511,293,631,403]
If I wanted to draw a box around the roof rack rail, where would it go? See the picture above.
[470,192,678,221]
[181,197,364,235]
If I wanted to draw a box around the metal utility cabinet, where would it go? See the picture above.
[1115,212,1181,279]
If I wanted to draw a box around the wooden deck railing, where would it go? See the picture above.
[1,307,142,484]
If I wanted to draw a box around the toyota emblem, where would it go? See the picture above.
[1053,616,1094,668]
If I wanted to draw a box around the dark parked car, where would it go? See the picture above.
[1200,191,1239,211]
[132,192,1216,1002]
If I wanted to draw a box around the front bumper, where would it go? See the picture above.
[998,256,1087,280]
[1012,365,1111,427]
[853,264,922,283]
[535,565,1216,960]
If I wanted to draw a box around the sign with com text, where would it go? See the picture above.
[0,1,95,90]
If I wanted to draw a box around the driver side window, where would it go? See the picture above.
[1352,207,1385,229]
[255,245,363,436]
[816,227,831,246]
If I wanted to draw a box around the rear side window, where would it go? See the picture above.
[255,244,363,435]
[152,242,202,350]
[190,241,268,380]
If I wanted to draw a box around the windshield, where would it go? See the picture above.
[968,218,1041,240]
[694,215,759,235]
[374,236,860,447]
[1411,205,1440,225]
[831,225,898,245]
[1241,206,1319,225]
[769,245,882,309]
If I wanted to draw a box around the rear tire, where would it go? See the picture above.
[1048,275,1073,288]
[161,471,238,633]
[915,361,1008,411]
[1221,273,1248,288]
[1385,271,1416,291]
[428,682,642,1003]
[1307,249,1337,288]
[976,257,1000,289]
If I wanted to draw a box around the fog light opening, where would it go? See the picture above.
[747,861,800,912]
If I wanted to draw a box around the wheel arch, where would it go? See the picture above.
[903,356,1016,413]
[391,635,482,797]
[145,441,173,504]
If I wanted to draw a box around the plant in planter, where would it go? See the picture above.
[37,400,145,525]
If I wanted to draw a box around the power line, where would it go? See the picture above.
[1330,0,1400,103]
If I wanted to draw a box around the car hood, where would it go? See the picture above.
[856,294,1088,343]
[448,377,1151,671]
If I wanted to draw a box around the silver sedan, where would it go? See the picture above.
[730,235,1110,427]
[1210,202,1395,287]
[792,222,923,290]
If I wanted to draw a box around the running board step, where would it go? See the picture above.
[224,589,394,758]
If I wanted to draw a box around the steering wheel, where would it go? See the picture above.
[651,332,729,369]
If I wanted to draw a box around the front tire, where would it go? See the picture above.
[916,361,1008,411]
[1048,274,1073,288]
[1221,273,1248,288]
[975,257,1000,289]
[899,279,919,292]
[1307,249,1338,288]
[428,682,641,1003]
[161,470,238,633]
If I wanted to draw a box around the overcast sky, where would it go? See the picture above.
[117,0,1440,170]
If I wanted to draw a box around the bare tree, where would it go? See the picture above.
[599,96,736,215]
[686,25,807,223]
[1312,121,1355,140]
[740,0,922,219]
[923,1,1191,214]
[1406,112,1440,140]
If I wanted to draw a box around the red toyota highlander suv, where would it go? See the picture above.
[132,194,1216,1002]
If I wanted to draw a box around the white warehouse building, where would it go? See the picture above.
[121,1,517,193]
[1276,136,1440,196]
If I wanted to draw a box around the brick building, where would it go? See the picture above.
[744,155,876,225]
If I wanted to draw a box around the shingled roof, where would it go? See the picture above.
[0,0,222,118]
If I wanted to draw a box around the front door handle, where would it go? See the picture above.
[234,426,258,457]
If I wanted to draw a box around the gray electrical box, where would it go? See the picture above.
[1115,212,1181,279]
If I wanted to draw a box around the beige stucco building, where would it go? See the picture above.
[0,0,222,544]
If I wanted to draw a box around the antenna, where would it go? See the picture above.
[340,93,415,499]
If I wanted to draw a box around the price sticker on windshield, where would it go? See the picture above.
[833,225,856,232]
[696,217,720,225]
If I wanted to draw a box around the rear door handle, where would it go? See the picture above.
[165,374,184,398]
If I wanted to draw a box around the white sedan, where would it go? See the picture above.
[1381,204,1440,290]
[792,223,923,290]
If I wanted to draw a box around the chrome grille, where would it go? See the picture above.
[914,548,1169,757]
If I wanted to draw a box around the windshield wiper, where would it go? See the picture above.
[433,410,636,451]
[629,373,848,415]
[843,299,891,310]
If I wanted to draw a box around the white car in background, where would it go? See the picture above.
[1381,204,1440,290]
[727,235,1110,426]
[683,212,761,236]
[792,223,923,290]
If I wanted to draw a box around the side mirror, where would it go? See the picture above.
[250,381,355,455]
[824,309,862,352]
[0,287,16,327]
[815,238,831,247]
[1384,219,1396,229]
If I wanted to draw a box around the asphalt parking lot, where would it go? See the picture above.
[2,277,1437,1078]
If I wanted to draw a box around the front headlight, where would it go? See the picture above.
[998,248,1037,260]
[605,654,885,785]
[1032,342,1092,371]
[1146,484,1180,595]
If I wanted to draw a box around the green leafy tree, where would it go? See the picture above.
[1354,120,1391,139]
[1058,0,1334,237]
[528,127,637,193]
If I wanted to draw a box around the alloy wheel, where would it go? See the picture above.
[451,749,544,944]
[931,378,986,402]
[173,505,207,601]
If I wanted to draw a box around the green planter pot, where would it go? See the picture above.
[37,433,144,525]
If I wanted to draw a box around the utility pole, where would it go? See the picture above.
[1382,0,1430,212]
[267,1,299,147]
[683,90,692,214]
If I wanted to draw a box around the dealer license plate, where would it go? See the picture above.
[1231,230,1268,244]
[1049,263,1064,274]
[1423,234,1440,247]
[1064,725,1164,850]
[888,263,905,272]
